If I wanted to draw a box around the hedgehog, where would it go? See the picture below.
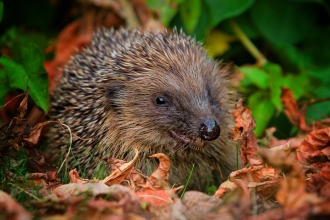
[47,28,239,190]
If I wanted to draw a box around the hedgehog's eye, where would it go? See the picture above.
[155,97,168,106]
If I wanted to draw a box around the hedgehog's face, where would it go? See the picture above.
[150,90,222,151]
[106,62,231,153]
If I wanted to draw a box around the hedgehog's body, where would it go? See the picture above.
[48,28,238,190]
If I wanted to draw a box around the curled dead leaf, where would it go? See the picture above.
[145,153,171,190]
[102,148,140,186]
[69,169,89,184]
[232,99,259,166]
[296,127,330,164]
[214,180,237,198]
[281,87,324,132]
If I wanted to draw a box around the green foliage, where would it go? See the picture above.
[148,0,330,137]
[0,51,49,112]
[180,0,201,33]
[240,62,311,136]
[250,0,316,45]
[0,26,49,112]
[147,0,186,26]
[205,0,255,28]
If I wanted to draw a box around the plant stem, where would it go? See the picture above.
[229,19,267,66]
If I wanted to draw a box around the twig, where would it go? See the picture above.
[118,0,140,29]
[299,97,330,106]
[229,19,267,66]
[0,93,26,109]
[57,122,73,175]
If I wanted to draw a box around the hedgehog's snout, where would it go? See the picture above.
[200,119,220,141]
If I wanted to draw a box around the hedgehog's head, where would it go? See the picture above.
[103,30,233,155]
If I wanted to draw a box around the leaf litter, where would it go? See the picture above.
[1,87,330,219]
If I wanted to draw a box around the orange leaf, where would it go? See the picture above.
[69,169,90,184]
[232,99,259,166]
[144,153,171,190]
[0,191,31,220]
[296,127,330,163]
[102,149,139,186]
[136,188,176,207]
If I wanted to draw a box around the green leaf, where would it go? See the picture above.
[250,0,317,45]
[0,55,27,90]
[306,98,330,122]
[21,43,45,74]
[308,65,330,83]
[191,1,209,40]
[180,0,201,33]
[204,0,255,28]
[0,44,49,112]
[0,69,10,106]
[284,74,310,99]
[264,62,284,110]
[0,1,3,22]
[0,27,49,63]
[21,43,49,112]
[248,92,276,137]
[239,66,269,89]
[147,0,186,26]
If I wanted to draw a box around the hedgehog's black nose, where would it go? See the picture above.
[200,119,220,141]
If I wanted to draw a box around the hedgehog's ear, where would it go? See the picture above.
[105,82,125,110]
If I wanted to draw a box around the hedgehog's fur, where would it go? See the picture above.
[48,28,239,190]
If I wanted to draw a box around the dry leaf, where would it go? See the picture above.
[136,188,176,207]
[145,153,171,190]
[281,87,324,132]
[182,191,223,219]
[69,169,90,184]
[23,121,52,146]
[260,150,321,209]
[232,99,259,166]
[17,94,28,119]
[266,127,304,149]
[54,182,111,196]
[296,127,330,164]
[102,148,139,186]
[0,190,32,220]
[214,180,237,198]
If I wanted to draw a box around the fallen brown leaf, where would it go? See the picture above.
[281,87,324,132]
[266,127,304,149]
[69,169,89,184]
[102,148,140,186]
[232,99,259,166]
[0,190,32,220]
[144,153,171,190]
[181,191,223,220]
[136,188,176,207]
[215,164,281,200]
[260,150,321,209]
[296,127,330,164]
